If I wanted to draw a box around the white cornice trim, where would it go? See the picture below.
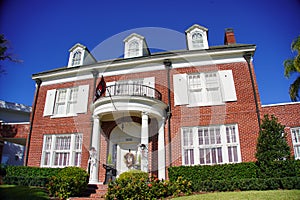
[262,102,300,107]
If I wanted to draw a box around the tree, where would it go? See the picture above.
[255,114,291,164]
[284,35,300,101]
[0,34,21,74]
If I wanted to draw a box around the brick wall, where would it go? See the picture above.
[29,59,300,179]
[262,102,300,154]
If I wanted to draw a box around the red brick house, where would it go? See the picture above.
[27,24,300,184]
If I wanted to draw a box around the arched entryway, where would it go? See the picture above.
[89,96,167,184]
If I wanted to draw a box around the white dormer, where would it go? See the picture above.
[185,24,209,50]
[67,43,97,67]
[123,33,150,58]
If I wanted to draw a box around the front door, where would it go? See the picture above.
[108,122,142,176]
[116,142,140,175]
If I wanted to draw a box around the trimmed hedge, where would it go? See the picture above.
[169,162,258,182]
[168,160,300,192]
[193,177,300,192]
[3,166,62,187]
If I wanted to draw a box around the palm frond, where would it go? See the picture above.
[289,76,300,102]
[284,59,297,78]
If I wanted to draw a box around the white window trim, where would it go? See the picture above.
[187,72,224,107]
[43,85,89,118]
[40,133,83,168]
[173,70,237,107]
[52,87,78,118]
[291,127,300,160]
[181,124,241,166]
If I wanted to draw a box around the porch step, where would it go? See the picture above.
[69,184,108,200]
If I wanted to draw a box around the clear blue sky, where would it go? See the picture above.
[0,0,300,106]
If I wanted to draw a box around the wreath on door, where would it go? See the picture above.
[124,151,136,169]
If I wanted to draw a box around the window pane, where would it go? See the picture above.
[217,147,223,163]
[211,148,217,164]
[192,32,203,48]
[45,136,52,150]
[72,51,81,66]
[75,135,82,150]
[44,152,50,166]
[204,129,209,144]
[210,128,215,144]
[198,129,204,145]
[228,147,233,162]
[199,149,205,164]
[206,149,211,164]
[216,128,221,144]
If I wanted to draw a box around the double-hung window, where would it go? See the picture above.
[72,50,82,66]
[43,85,89,117]
[192,32,204,49]
[41,134,82,167]
[128,40,139,58]
[187,72,222,106]
[54,87,78,116]
[291,127,300,160]
[182,124,241,166]
[173,70,237,106]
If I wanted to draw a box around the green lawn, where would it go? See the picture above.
[0,185,49,200]
[174,190,300,200]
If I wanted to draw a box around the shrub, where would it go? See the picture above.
[106,170,192,199]
[168,162,258,183]
[118,169,148,180]
[47,167,89,200]
[3,165,62,187]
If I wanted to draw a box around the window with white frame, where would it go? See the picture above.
[187,72,222,106]
[192,32,204,48]
[54,87,78,116]
[291,127,300,160]
[128,40,139,57]
[72,50,82,66]
[43,85,89,117]
[173,70,237,107]
[41,134,82,167]
[182,124,241,166]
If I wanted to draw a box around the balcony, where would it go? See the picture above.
[105,83,162,101]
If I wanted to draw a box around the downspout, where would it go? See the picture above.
[90,70,99,149]
[244,53,261,128]
[164,59,172,167]
[25,78,42,166]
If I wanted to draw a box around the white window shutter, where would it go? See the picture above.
[143,77,155,97]
[43,89,56,116]
[219,70,237,102]
[106,81,116,96]
[173,74,189,105]
[76,85,89,113]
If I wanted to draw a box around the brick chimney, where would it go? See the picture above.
[224,28,236,45]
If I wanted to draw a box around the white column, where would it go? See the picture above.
[89,115,100,184]
[140,111,149,172]
[158,118,166,179]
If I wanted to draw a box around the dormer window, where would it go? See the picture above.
[124,33,150,58]
[72,50,82,66]
[67,43,96,67]
[128,40,139,57]
[186,24,209,50]
[192,32,204,48]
